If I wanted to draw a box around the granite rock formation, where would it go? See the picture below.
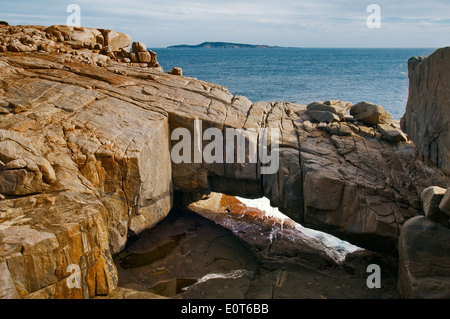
[398,216,450,298]
[397,186,450,298]
[401,47,450,175]
[0,24,449,299]
[396,47,450,298]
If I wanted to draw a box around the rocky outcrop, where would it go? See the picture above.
[401,47,450,175]
[0,25,449,298]
[307,100,351,121]
[398,185,450,298]
[398,216,450,298]
[0,24,162,71]
[396,47,450,299]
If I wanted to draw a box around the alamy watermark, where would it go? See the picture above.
[366,264,381,289]
[367,4,381,29]
[66,264,81,289]
[66,4,81,27]
[170,120,280,175]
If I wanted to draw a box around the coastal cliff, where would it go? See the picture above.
[0,25,449,299]
[401,47,450,175]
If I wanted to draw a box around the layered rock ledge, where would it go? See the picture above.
[0,25,449,299]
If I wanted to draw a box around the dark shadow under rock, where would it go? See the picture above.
[112,206,399,299]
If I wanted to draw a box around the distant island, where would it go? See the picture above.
[167,42,279,49]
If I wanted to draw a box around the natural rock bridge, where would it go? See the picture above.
[0,25,449,299]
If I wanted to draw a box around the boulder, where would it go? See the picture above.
[302,120,313,132]
[52,30,64,42]
[377,124,407,142]
[329,123,352,136]
[129,52,139,63]
[168,67,183,76]
[306,110,340,123]
[317,122,328,131]
[421,186,448,227]
[101,46,115,58]
[350,102,393,126]
[45,25,102,49]
[398,216,450,299]
[401,48,450,174]
[132,41,147,53]
[7,41,36,52]
[137,51,151,63]
[307,100,352,120]
[148,50,157,66]
[439,188,450,216]
[102,30,131,52]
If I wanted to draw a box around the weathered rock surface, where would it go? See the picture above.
[440,188,450,216]
[398,216,450,298]
[0,25,449,299]
[377,123,407,142]
[307,100,352,120]
[401,47,450,175]
[421,186,448,227]
[306,110,340,123]
[350,101,393,126]
[168,67,183,76]
[0,24,161,71]
[131,41,147,53]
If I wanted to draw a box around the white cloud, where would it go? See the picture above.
[1,0,449,47]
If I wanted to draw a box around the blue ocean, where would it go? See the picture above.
[153,48,436,120]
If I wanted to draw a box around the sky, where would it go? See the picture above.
[1,0,449,48]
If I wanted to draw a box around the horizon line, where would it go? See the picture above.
[153,46,439,49]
